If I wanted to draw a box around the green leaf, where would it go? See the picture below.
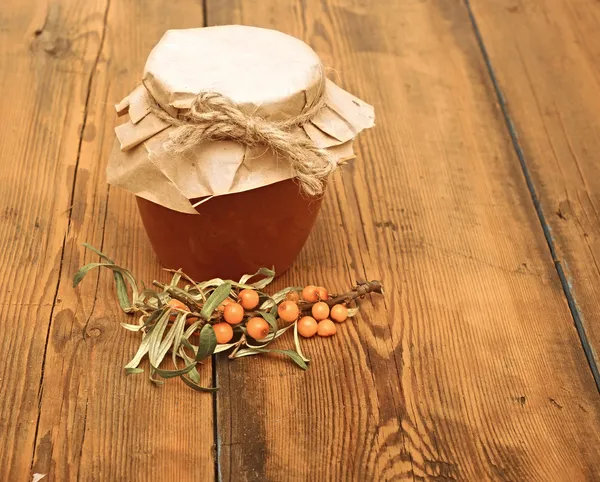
[73,262,107,288]
[196,324,217,361]
[180,375,219,392]
[201,282,232,320]
[269,349,308,370]
[113,271,132,312]
[234,347,308,370]
[125,367,144,375]
[258,311,278,333]
[151,362,196,379]
[81,243,115,263]
[187,366,201,384]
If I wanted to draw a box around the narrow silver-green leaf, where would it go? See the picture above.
[239,267,275,290]
[125,367,144,375]
[125,310,170,370]
[214,343,237,354]
[81,243,115,263]
[151,362,196,379]
[120,322,143,332]
[294,321,311,363]
[234,347,308,370]
[268,349,308,370]
[147,309,171,367]
[196,324,217,361]
[201,282,232,320]
[187,366,201,384]
[73,262,108,288]
[180,376,219,392]
[113,271,132,312]
[258,311,278,335]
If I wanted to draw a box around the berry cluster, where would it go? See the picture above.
[169,285,350,345]
[73,243,384,391]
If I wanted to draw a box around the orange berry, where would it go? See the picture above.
[223,303,244,325]
[317,319,337,337]
[238,289,259,310]
[285,290,300,303]
[168,299,190,311]
[217,297,233,312]
[168,299,190,321]
[330,304,348,323]
[316,286,329,300]
[297,316,318,338]
[246,317,270,340]
[301,285,319,302]
[311,301,330,321]
[213,322,234,344]
[278,300,300,322]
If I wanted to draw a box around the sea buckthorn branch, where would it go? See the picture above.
[297,280,384,313]
[73,243,384,392]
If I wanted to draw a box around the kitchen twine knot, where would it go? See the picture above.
[150,82,335,197]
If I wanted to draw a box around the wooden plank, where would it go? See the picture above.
[468,0,600,375]
[208,0,600,480]
[0,0,214,480]
[0,0,108,477]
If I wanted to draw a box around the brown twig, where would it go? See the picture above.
[153,281,202,311]
[298,280,384,312]
[228,334,246,359]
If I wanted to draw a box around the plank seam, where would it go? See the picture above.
[201,5,222,481]
[463,0,600,391]
[28,0,112,475]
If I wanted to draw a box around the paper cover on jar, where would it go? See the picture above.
[107,25,375,214]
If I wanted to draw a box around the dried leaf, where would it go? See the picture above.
[152,362,196,379]
[347,306,360,317]
[258,311,278,335]
[234,347,307,370]
[214,343,237,353]
[124,309,170,371]
[196,324,217,361]
[201,282,232,320]
[294,321,311,363]
[180,375,219,392]
[239,267,275,289]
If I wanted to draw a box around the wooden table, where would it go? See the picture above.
[1,0,599,480]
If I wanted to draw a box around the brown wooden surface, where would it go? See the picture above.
[469,0,600,370]
[0,1,215,480]
[0,0,599,481]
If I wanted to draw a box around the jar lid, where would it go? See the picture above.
[108,26,374,214]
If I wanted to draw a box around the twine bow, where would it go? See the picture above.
[150,84,335,197]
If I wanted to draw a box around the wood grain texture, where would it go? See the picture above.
[208,0,600,480]
[469,0,600,371]
[0,0,215,480]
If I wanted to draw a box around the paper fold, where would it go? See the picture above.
[106,26,375,213]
